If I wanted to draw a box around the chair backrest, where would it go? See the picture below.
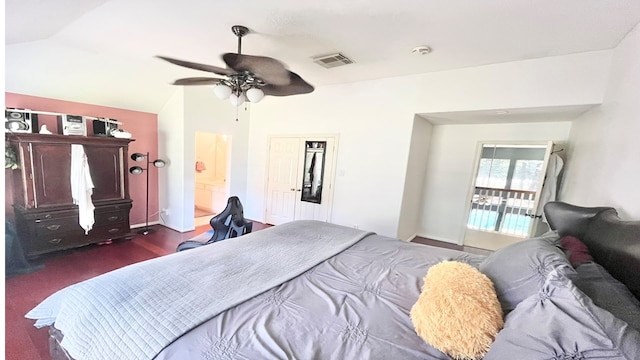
[209,196,249,242]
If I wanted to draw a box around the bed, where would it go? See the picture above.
[26,201,640,360]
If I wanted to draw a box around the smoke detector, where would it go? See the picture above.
[411,46,432,55]
[312,53,354,69]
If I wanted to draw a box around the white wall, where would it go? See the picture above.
[182,87,251,230]
[397,116,433,240]
[158,88,186,231]
[158,87,251,232]
[246,51,610,237]
[419,121,573,244]
[561,23,640,219]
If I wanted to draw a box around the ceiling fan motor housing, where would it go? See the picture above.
[231,25,249,38]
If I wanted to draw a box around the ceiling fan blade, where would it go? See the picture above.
[156,55,235,76]
[171,77,225,86]
[262,71,314,96]
[223,53,291,86]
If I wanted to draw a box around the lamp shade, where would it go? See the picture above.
[213,84,232,100]
[131,153,145,162]
[153,159,166,168]
[246,88,265,103]
[229,92,245,106]
[129,166,143,175]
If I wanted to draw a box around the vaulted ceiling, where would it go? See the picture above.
[5,0,640,113]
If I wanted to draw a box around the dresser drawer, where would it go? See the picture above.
[95,210,128,226]
[89,223,129,239]
[15,199,132,258]
[34,217,83,237]
[28,231,88,255]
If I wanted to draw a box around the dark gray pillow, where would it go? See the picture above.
[479,237,572,312]
[572,262,640,331]
[485,267,640,359]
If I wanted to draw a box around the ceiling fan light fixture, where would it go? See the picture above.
[229,92,245,106]
[213,83,232,100]
[246,88,265,103]
[157,24,314,115]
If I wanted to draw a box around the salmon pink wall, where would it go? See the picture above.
[5,92,160,228]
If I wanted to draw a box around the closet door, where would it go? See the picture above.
[294,137,336,222]
[265,135,338,225]
[265,137,303,225]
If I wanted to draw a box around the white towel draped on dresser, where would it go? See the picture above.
[70,144,95,234]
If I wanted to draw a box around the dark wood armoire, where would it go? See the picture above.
[6,133,134,257]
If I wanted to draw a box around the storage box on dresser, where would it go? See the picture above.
[7,133,134,257]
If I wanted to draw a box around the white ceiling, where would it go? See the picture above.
[5,0,640,114]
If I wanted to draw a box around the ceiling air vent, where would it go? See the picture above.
[312,53,354,69]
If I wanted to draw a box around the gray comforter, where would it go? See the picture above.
[26,221,376,360]
[156,231,484,359]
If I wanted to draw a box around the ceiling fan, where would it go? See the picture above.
[157,25,314,105]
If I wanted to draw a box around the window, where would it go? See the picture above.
[511,160,544,191]
[467,144,548,237]
[475,158,510,188]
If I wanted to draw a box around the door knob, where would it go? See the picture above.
[290,188,295,191]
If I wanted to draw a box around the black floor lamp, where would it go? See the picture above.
[129,152,166,235]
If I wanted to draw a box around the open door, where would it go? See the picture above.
[463,142,553,250]
[194,132,230,226]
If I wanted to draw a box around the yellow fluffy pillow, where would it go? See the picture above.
[410,261,503,360]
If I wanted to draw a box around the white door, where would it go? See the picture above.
[265,136,338,225]
[265,137,302,225]
[463,142,553,250]
[294,137,336,222]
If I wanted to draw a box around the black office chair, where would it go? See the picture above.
[176,196,253,252]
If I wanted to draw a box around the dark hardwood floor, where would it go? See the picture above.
[4,222,487,360]
[412,236,494,256]
[4,222,270,360]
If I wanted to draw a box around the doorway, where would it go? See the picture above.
[463,142,553,250]
[194,132,231,227]
[265,135,338,225]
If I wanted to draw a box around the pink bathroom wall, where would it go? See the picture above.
[5,92,160,228]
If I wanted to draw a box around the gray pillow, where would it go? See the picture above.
[485,267,640,359]
[479,237,572,312]
[572,262,640,331]
[536,229,561,245]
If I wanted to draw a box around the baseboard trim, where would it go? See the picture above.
[415,233,461,246]
[130,221,161,229]
[405,233,418,242]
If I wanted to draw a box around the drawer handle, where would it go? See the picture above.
[46,224,61,231]
[48,238,62,244]
[108,228,120,234]
[107,216,119,221]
